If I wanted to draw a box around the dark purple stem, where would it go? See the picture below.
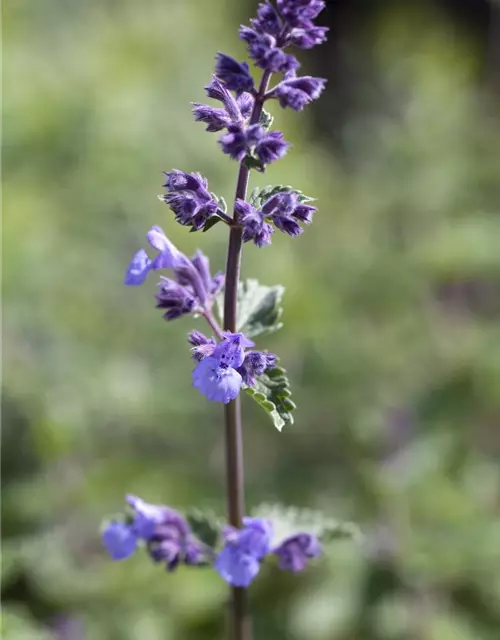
[223,69,272,640]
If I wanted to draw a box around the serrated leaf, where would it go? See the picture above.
[259,108,274,131]
[185,508,221,549]
[201,216,222,233]
[235,278,285,338]
[251,503,361,546]
[245,363,295,431]
[243,154,265,173]
[216,195,227,213]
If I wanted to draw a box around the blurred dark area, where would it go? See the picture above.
[3,0,500,638]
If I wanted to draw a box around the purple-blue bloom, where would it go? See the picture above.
[102,521,137,560]
[254,130,289,165]
[192,332,255,403]
[236,199,275,247]
[274,74,326,111]
[215,53,255,94]
[273,532,322,572]
[161,170,219,231]
[238,351,278,386]
[215,518,273,587]
[124,226,190,286]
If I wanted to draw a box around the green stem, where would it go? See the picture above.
[222,70,272,640]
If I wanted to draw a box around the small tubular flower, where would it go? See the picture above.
[277,0,325,28]
[237,351,278,386]
[215,53,255,94]
[261,190,317,238]
[124,227,189,286]
[273,532,322,572]
[254,130,289,165]
[274,75,326,111]
[192,332,255,403]
[161,170,219,231]
[102,521,138,560]
[191,104,232,132]
[155,278,196,321]
[236,199,274,247]
[215,518,273,587]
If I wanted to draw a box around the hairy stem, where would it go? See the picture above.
[222,70,272,640]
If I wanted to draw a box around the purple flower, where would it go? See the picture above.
[123,494,208,571]
[191,104,232,132]
[255,131,289,165]
[188,330,217,362]
[192,332,255,403]
[215,518,273,587]
[239,28,299,74]
[124,227,189,286]
[251,2,282,36]
[236,199,274,247]
[274,75,326,111]
[193,357,243,403]
[277,0,326,28]
[238,351,278,386]
[126,494,170,539]
[161,170,219,231]
[273,533,322,572]
[102,521,137,560]
[215,53,255,94]
[261,190,317,237]
[155,278,196,321]
[287,25,329,49]
[219,124,249,161]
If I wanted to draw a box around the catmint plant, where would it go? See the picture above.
[102,2,355,638]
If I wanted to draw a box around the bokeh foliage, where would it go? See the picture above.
[3,0,500,638]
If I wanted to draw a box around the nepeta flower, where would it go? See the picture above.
[238,191,316,247]
[215,53,255,94]
[277,0,325,28]
[161,170,219,231]
[287,24,328,49]
[188,330,217,362]
[254,130,289,164]
[124,226,190,286]
[192,332,255,403]
[102,521,137,560]
[274,74,326,111]
[273,532,322,572]
[155,278,196,321]
[239,27,299,74]
[191,104,232,132]
[238,351,278,386]
[102,495,208,571]
[236,199,274,247]
[215,518,272,587]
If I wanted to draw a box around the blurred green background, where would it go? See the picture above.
[4,0,500,638]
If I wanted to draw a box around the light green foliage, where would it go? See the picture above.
[251,503,361,546]
[4,0,500,638]
[231,278,285,338]
[244,363,295,431]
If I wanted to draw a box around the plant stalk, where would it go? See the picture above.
[222,70,272,640]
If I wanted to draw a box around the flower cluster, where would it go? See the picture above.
[102,496,322,588]
[102,495,209,570]
[191,1,327,169]
[190,330,277,404]
[159,169,221,231]
[237,188,316,246]
[125,224,223,321]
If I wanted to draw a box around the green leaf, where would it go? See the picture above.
[259,108,274,131]
[244,363,296,431]
[235,278,285,338]
[251,503,361,546]
[185,508,221,549]
[201,215,222,233]
[242,154,265,173]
